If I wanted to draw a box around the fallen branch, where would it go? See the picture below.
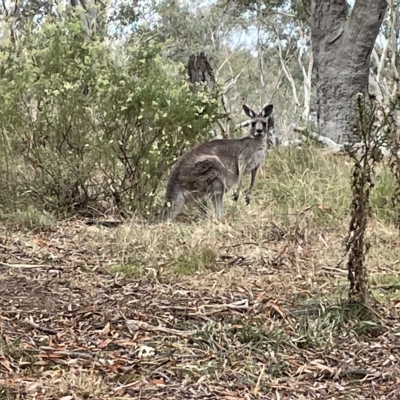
[293,127,343,151]
[293,126,400,156]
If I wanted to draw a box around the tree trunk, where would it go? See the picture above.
[311,0,387,143]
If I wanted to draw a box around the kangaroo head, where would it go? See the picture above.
[243,104,274,138]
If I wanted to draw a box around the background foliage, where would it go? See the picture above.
[0,10,219,216]
[0,0,398,219]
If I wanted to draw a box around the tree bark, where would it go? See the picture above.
[311,0,387,143]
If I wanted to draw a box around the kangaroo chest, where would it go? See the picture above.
[244,145,267,174]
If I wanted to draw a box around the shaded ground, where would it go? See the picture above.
[1,218,400,399]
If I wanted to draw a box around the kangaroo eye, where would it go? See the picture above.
[251,122,256,127]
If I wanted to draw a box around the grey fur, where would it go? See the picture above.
[163,104,274,221]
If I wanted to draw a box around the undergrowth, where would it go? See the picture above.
[1,146,399,399]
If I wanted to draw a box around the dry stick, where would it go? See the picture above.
[112,380,143,393]
[25,319,57,335]
[197,299,250,312]
[56,351,94,360]
[125,319,196,337]
[0,262,52,269]
[253,364,266,396]
[120,311,196,337]
[220,241,258,248]
[338,368,388,380]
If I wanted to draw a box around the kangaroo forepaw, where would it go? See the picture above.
[245,195,251,205]
[232,192,239,201]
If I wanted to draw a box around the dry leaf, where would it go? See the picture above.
[101,322,111,336]
[0,357,12,372]
[151,378,166,386]
[32,238,48,248]
[98,338,112,349]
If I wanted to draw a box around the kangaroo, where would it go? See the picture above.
[163,104,274,221]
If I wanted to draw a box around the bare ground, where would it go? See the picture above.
[1,213,400,400]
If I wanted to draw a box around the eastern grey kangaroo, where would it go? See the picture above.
[163,104,274,221]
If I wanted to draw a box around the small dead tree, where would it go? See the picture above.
[345,93,394,305]
[388,100,400,231]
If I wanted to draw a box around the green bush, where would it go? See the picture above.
[0,15,219,217]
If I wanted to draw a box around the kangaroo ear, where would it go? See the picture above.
[268,115,274,130]
[243,104,256,118]
[262,104,273,118]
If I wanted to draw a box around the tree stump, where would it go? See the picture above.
[187,52,216,88]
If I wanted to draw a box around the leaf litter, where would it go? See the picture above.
[0,218,400,399]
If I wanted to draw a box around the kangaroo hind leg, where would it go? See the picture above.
[245,166,259,205]
[209,179,226,220]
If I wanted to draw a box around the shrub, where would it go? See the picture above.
[0,15,219,217]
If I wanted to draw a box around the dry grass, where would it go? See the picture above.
[1,147,400,399]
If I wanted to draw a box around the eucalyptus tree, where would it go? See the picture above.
[311,0,387,143]
[222,0,388,143]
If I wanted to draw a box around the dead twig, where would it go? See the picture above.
[25,318,57,335]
